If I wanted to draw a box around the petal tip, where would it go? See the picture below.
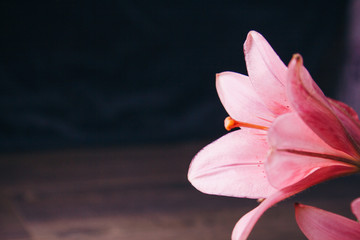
[291,53,303,66]
[247,30,256,38]
[244,31,257,50]
[247,30,262,38]
[215,73,220,81]
[244,30,262,50]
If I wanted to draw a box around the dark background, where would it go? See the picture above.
[0,0,350,152]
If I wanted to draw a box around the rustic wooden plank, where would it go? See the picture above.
[0,141,359,239]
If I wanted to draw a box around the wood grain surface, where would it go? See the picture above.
[0,141,359,239]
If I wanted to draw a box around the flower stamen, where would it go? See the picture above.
[224,116,269,131]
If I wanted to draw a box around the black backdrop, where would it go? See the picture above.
[0,1,349,151]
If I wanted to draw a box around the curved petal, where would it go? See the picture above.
[267,151,356,190]
[295,203,360,240]
[351,197,360,221]
[287,54,360,158]
[188,129,277,199]
[243,30,291,115]
[232,189,290,240]
[267,113,357,189]
[328,98,360,120]
[231,165,355,240]
[216,71,275,127]
[328,99,360,156]
[269,113,353,157]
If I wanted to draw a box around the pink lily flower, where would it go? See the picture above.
[295,198,360,239]
[188,30,360,240]
[232,55,360,239]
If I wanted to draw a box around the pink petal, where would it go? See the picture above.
[269,113,352,157]
[267,113,357,189]
[232,190,290,240]
[216,71,275,127]
[287,54,360,158]
[188,129,277,199]
[295,202,360,240]
[351,197,360,221]
[231,165,355,240]
[328,99,360,156]
[328,98,360,120]
[243,31,291,115]
[267,151,356,190]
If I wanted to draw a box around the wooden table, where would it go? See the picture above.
[0,141,359,240]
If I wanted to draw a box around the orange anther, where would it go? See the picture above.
[224,116,268,131]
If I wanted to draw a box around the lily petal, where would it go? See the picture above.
[243,31,291,115]
[287,54,360,158]
[232,165,355,240]
[328,98,360,155]
[267,113,357,189]
[232,189,290,240]
[328,98,360,120]
[216,71,274,127]
[295,202,360,240]
[351,197,360,221]
[188,129,277,199]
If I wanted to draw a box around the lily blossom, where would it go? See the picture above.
[188,30,360,240]
[232,55,360,240]
[295,198,360,240]
[232,54,360,240]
